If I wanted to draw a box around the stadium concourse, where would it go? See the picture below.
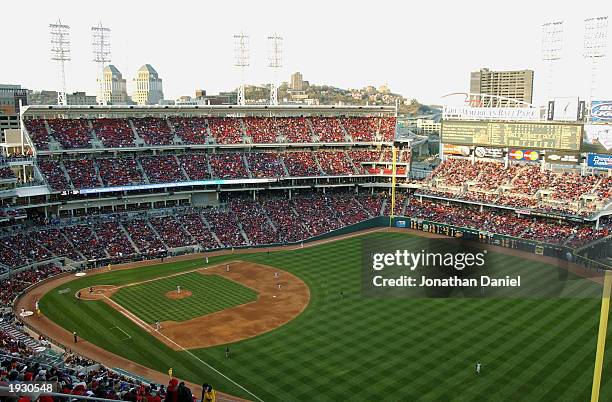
[1,105,612,400]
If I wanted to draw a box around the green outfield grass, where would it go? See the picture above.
[40,231,612,401]
[111,272,257,323]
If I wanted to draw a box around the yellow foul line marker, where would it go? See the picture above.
[591,270,612,402]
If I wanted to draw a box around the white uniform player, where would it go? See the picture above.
[475,362,481,374]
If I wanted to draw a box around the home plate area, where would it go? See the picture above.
[103,261,310,349]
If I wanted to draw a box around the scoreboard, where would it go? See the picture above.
[441,120,582,151]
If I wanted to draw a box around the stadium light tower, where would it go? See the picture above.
[92,22,111,105]
[541,21,564,102]
[584,16,608,103]
[49,19,71,106]
[234,33,250,106]
[267,33,283,105]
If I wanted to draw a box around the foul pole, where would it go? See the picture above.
[389,145,398,227]
[591,269,612,402]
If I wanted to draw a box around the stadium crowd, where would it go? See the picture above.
[0,263,62,304]
[169,117,209,145]
[23,116,398,148]
[92,118,136,148]
[1,192,610,271]
[311,117,345,143]
[47,119,92,149]
[275,117,311,142]
[37,149,411,190]
[131,117,174,146]
[0,322,188,401]
[421,158,612,216]
[0,167,16,180]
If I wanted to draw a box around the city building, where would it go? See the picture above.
[416,118,441,134]
[132,64,164,105]
[0,85,28,141]
[97,65,129,105]
[0,115,20,141]
[28,90,58,105]
[176,91,238,105]
[0,84,28,115]
[469,68,534,106]
[66,92,97,105]
[29,90,96,106]
[290,72,304,91]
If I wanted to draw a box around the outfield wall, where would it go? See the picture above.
[386,216,612,272]
[291,214,611,272]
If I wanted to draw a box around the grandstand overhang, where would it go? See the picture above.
[21,104,396,119]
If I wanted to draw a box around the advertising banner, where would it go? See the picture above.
[77,178,276,195]
[583,124,612,153]
[590,101,612,122]
[443,106,539,121]
[544,151,580,165]
[552,97,580,121]
[474,146,504,158]
[508,149,540,161]
[443,144,472,156]
[587,153,612,170]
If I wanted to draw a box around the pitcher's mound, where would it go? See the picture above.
[166,290,192,300]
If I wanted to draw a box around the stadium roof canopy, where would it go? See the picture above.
[22,104,397,119]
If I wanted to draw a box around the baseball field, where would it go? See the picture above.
[31,230,612,401]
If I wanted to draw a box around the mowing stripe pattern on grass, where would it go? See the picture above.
[111,272,257,323]
[40,232,612,401]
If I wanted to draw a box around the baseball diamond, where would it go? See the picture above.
[2,20,612,400]
[13,230,612,401]
[111,272,259,323]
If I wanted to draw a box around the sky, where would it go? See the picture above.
[1,0,611,106]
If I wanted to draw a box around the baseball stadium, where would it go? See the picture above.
[0,99,610,402]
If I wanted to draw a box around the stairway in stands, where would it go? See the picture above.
[0,320,39,349]
[0,319,64,367]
